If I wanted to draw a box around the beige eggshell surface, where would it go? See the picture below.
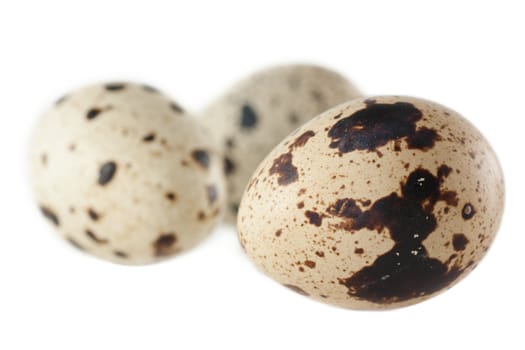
[200,65,361,224]
[30,82,224,265]
[238,96,504,309]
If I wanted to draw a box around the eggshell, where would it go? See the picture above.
[238,96,504,309]
[30,82,224,264]
[200,65,361,223]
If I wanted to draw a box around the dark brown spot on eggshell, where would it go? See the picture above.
[114,251,128,258]
[86,108,102,120]
[327,102,440,155]
[40,206,60,226]
[304,260,316,269]
[330,166,469,304]
[192,150,210,169]
[105,83,126,91]
[269,153,298,186]
[87,208,100,221]
[85,229,108,244]
[275,229,282,237]
[437,164,452,179]
[462,203,476,220]
[142,133,156,142]
[305,210,323,227]
[224,157,236,175]
[289,130,315,150]
[240,104,257,129]
[153,233,177,256]
[98,161,117,185]
[165,192,177,202]
[452,234,469,251]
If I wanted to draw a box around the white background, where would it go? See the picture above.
[0,1,523,349]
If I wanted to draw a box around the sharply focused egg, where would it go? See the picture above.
[30,82,224,264]
[238,96,504,309]
[200,65,361,223]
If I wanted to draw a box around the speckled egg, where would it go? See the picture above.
[200,65,361,224]
[30,82,224,265]
[238,96,504,309]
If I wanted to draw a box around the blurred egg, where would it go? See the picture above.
[30,82,224,264]
[200,64,361,223]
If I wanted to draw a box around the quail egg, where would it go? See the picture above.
[30,82,224,264]
[200,65,361,224]
[238,96,504,309]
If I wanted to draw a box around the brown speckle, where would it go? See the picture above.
[114,250,128,258]
[85,229,108,244]
[305,210,323,227]
[437,164,452,180]
[224,157,235,175]
[304,260,316,269]
[105,83,126,91]
[98,161,117,185]
[191,150,210,169]
[328,102,439,154]
[153,233,177,256]
[165,192,177,202]
[142,133,156,142]
[269,153,298,186]
[240,104,257,129]
[86,108,102,120]
[275,229,282,237]
[289,130,315,150]
[354,247,364,255]
[452,234,469,251]
[462,203,476,220]
[40,206,59,226]
[87,208,100,221]
[297,201,305,209]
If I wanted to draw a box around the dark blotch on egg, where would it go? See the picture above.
[98,161,117,185]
